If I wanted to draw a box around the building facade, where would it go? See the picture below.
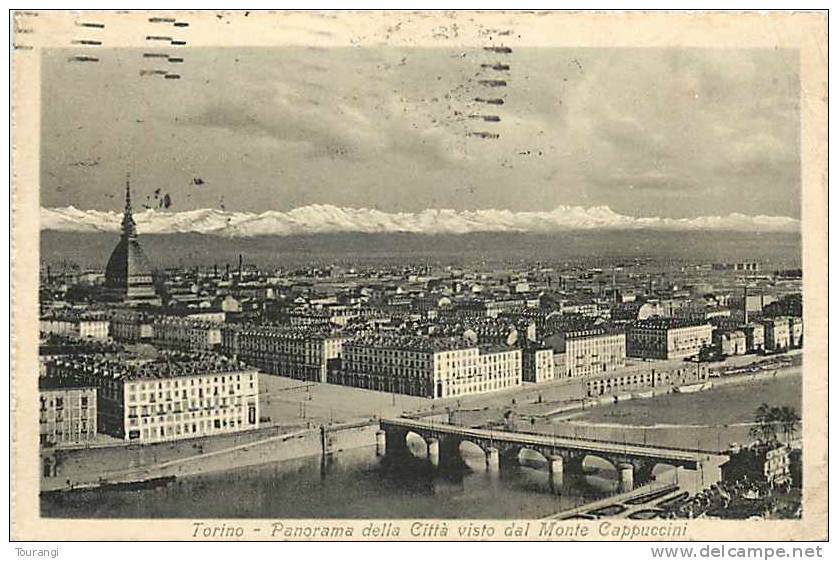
[39,380,97,446]
[545,327,627,378]
[337,335,522,398]
[40,315,110,340]
[222,325,346,383]
[44,354,259,443]
[741,323,765,353]
[522,346,555,383]
[153,317,222,351]
[109,310,155,342]
[626,319,713,360]
[788,317,803,348]
[585,361,708,398]
[713,329,748,356]
[761,317,791,352]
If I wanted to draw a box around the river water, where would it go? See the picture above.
[41,444,619,519]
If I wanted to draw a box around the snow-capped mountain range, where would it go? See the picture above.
[40,204,800,237]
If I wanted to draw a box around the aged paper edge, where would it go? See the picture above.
[10,10,828,541]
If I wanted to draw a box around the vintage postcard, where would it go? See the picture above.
[10,10,827,541]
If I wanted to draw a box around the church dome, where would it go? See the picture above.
[105,237,154,286]
[103,178,161,305]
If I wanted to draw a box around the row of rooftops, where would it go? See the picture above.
[560,325,626,339]
[39,335,124,356]
[346,334,476,353]
[228,323,345,340]
[152,318,224,329]
[627,318,711,330]
[45,351,253,382]
[39,372,98,391]
[40,310,110,323]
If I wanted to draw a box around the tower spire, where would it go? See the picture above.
[121,173,137,239]
[125,173,132,210]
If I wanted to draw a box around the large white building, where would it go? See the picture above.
[337,334,522,398]
[544,327,627,379]
[44,353,259,443]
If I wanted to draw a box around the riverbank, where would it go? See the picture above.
[41,421,379,493]
[528,366,801,453]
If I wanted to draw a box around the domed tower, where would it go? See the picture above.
[104,177,161,305]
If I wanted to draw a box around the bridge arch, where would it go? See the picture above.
[517,447,550,469]
[458,440,487,470]
[405,431,429,458]
[581,454,620,492]
[649,462,678,483]
[582,454,618,472]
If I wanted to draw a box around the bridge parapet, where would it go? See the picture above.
[380,417,727,492]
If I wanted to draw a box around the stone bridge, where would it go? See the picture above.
[378,418,728,494]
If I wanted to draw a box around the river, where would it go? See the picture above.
[41,443,619,519]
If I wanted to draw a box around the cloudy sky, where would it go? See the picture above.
[41,46,800,219]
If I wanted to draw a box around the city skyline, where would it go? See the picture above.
[41,47,800,220]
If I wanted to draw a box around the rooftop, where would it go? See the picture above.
[45,351,253,382]
[347,334,475,353]
[229,323,344,340]
[629,318,710,330]
[40,310,109,323]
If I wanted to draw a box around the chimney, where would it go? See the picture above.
[743,285,749,324]
[238,254,243,278]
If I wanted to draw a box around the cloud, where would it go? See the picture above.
[41,204,800,237]
[40,47,800,218]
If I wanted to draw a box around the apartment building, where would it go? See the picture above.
[109,310,155,343]
[545,327,627,378]
[761,317,791,352]
[44,354,259,443]
[153,317,222,351]
[222,324,346,383]
[337,334,522,398]
[39,376,97,446]
[626,319,712,360]
[522,346,556,383]
[40,313,110,341]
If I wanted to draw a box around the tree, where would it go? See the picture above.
[749,404,800,447]
[775,406,800,445]
[749,402,778,445]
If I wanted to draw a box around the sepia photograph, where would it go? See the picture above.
[9,9,828,543]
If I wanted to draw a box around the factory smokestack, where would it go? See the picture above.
[743,285,749,324]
